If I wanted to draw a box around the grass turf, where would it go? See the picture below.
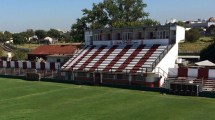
[0,78,215,120]
[179,37,213,52]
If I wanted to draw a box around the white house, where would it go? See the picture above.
[40,37,58,44]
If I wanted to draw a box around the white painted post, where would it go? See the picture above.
[129,74,132,86]
[93,73,95,83]
[100,73,103,84]
[4,68,6,75]
[52,70,54,78]
[72,72,75,80]
[19,68,20,75]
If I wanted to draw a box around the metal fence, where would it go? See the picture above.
[0,68,59,79]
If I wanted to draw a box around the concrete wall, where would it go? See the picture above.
[93,41,112,46]
[85,30,93,46]
[92,39,169,46]
[154,44,178,81]
[175,26,185,43]
[151,26,184,85]
[168,68,215,79]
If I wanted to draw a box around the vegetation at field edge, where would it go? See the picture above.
[179,37,213,52]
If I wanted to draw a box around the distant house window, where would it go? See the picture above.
[122,32,133,40]
[117,33,121,40]
[57,59,61,63]
[149,32,154,39]
[93,34,101,41]
[108,34,111,40]
[173,30,176,35]
[163,31,166,38]
[158,30,169,39]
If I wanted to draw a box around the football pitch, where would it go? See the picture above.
[0,78,215,120]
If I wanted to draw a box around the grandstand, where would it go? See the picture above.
[61,25,185,87]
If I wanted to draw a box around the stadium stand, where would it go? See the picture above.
[61,25,186,88]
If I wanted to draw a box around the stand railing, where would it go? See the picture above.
[147,44,175,72]
[69,66,147,75]
[155,67,168,79]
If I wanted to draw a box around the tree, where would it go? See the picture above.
[12,33,27,44]
[35,30,47,39]
[47,29,61,38]
[206,25,215,35]
[0,31,12,43]
[25,29,35,38]
[185,29,201,43]
[103,0,149,24]
[71,18,88,42]
[71,0,156,41]
[0,32,4,42]
[82,3,108,29]
[61,32,73,43]
[82,0,149,29]
[200,42,215,62]
[12,50,27,60]
[112,19,160,28]
[0,47,4,57]
[176,21,186,27]
[3,31,12,42]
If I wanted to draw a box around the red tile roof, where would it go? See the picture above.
[29,45,77,55]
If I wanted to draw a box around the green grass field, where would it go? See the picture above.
[0,78,215,120]
[179,37,213,52]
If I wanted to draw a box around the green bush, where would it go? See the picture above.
[185,29,201,43]
[26,72,41,81]
[12,50,28,60]
[200,42,215,62]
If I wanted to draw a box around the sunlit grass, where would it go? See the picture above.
[179,37,213,52]
[0,78,215,120]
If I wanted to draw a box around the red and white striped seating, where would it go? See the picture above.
[62,44,168,74]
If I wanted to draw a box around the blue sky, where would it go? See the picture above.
[0,0,214,32]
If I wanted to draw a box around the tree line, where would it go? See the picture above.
[0,29,75,45]
[71,0,160,41]
[1,0,160,44]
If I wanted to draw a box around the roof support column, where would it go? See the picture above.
[93,72,95,83]
[100,73,103,84]
[129,74,132,86]
[72,72,75,81]
[144,28,147,40]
